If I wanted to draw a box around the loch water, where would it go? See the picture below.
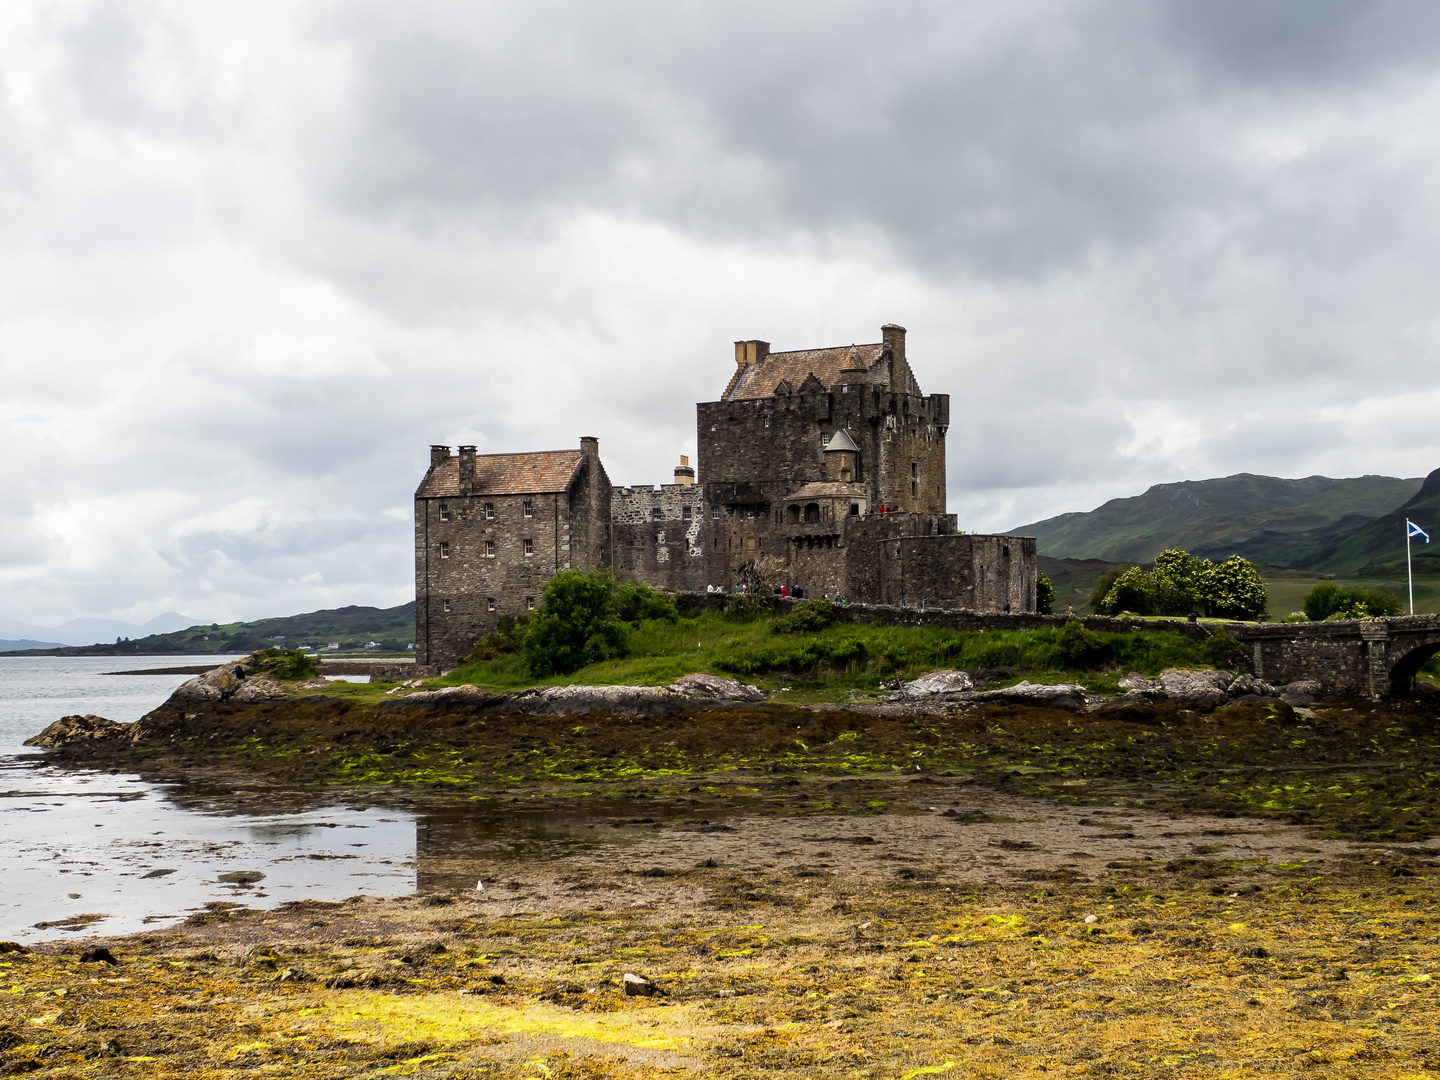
[0,656,416,942]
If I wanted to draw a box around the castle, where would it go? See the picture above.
[414,324,1037,667]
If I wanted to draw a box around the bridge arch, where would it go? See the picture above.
[1387,634,1440,695]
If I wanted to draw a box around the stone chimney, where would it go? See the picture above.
[734,339,770,371]
[457,445,476,492]
[430,445,451,468]
[881,323,906,369]
[674,454,695,486]
[580,436,599,459]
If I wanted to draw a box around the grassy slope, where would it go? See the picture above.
[1304,467,1440,574]
[19,603,416,656]
[1015,472,1421,564]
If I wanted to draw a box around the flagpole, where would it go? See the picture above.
[1408,525,1414,615]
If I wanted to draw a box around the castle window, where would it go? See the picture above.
[484,502,495,519]
[651,506,662,521]
[523,499,534,518]
[711,507,719,520]
[485,540,495,558]
[911,462,918,477]
[439,501,451,521]
[439,541,450,558]
[850,503,860,515]
[487,597,496,612]
[682,506,692,521]
[911,480,918,497]
[523,538,534,556]
[442,599,451,613]
[526,596,536,611]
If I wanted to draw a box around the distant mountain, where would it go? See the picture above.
[1014,473,1423,567]
[0,639,67,653]
[0,611,201,648]
[13,603,416,656]
[1299,467,1440,575]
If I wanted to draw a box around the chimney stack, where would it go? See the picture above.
[458,445,476,492]
[430,445,451,468]
[673,454,695,486]
[733,339,770,370]
[580,435,599,459]
[881,324,906,368]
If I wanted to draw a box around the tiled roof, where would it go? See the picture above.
[785,482,870,500]
[416,450,584,498]
[726,342,884,400]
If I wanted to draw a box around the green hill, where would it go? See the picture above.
[1015,473,1422,566]
[20,603,416,656]
[1301,468,1440,576]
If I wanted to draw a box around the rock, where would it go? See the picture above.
[0,941,29,954]
[1159,668,1232,702]
[1097,688,1167,710]
[23,714,130,748]
[671,673,768,701]
[1281,680,1323,696]
[218,870,266,885]
[970,681,1087,710]
[1227,674,1276,697]
[141,868,176,879]
[622,972,662,997]
[902,670,974,697]
[168,665,246,704]
[79,946,117,965]
[230,677,285,704]
[1117,673,1160,691]
[381,684,504,710]
[488,974,506,985]
[504,684,679,715]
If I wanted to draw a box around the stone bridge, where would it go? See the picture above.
[1233,615,1440,699]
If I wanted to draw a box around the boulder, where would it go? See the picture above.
[1118,673,1161,691]
[1280,679,1323,696]
[902,670,975,697]
[382,684,504,710]
[230,677,285,704]
[503,684,679,715]
[1227,674,1276,697]
[970,681,1087,710]
[1159,669,1232,702]
[168,665,245,704]
[24,714,131,748]
[622,972,662,997]
[672,673,768,702]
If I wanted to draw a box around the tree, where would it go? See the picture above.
[1088,565,1134,613]
[1093,566,1154,616]
[1302,582,1401,621]
[521,569,629,677]
[1036,573,1055,615]
[1194,555,1269,620]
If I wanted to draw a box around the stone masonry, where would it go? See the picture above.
[415,324,1038,666]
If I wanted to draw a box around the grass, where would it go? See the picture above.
[301,611,1245,707]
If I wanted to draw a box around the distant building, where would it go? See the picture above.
[414,324,1037,667]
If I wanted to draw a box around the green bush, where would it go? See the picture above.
[773,599,837,634]
[1036,573,1055,615]
[615,581,679,625]
[521,569,630,677]
[1056,620,1114,668]
[244,647,317,680]
[1200,631,1249,669]
[1302,582,1402,621]
[1093,549,1267,620]
[466,614,527,663]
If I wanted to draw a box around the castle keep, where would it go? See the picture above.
[415,324,1037,666]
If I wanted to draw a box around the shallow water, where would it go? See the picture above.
[0,656,743,940]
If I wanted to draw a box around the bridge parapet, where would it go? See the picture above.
[1230,614,1440,698]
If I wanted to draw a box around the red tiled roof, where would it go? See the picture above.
[416,450,584,498]
[726,342,884,400]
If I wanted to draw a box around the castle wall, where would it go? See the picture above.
[610,483,707,593]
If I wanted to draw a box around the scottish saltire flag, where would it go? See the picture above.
[1408,519,1430,543]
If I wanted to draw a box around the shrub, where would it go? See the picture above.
[521,569,629,677]
[1056,620,1114,668]
[244,647,317,680]
[1094,549,1267,620]
[773,599,837,634]
[1036,573,1055,616]
[1088,566,1133,614]
[1303,582,1401,621]
[466,615,527,663]
[1201,631,1249,669]
[1196,556,1269,620]
[615,581,679,625]
[1093,566,1152,616]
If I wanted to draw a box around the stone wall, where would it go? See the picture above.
[611,483,707,593]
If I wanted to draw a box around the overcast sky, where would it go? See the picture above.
[5,0,1440,627]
